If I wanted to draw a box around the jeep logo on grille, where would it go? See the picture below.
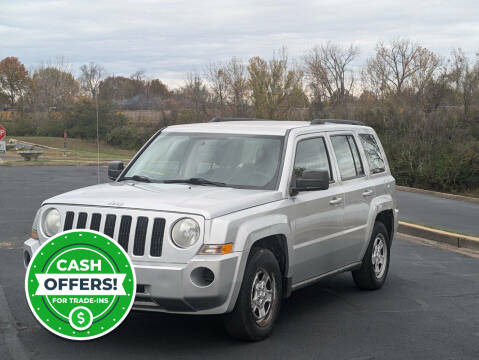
[107,201,124,207]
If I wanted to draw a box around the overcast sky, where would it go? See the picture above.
[1,0,478,87]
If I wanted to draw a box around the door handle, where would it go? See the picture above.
[362,189,374,197]
[329,197,343,205]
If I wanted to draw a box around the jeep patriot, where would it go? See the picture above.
[24,118,398,340]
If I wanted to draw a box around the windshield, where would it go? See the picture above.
[123,132,284,189]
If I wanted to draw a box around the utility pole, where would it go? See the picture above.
[95,88,100,184]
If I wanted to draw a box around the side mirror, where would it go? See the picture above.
[291,170,329,195]
[108,161,124,181]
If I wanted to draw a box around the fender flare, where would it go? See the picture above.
[225,215,292,312]
[359,194,395,259]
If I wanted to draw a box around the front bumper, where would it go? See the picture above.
[23,237,40,267]
[134,254,239,314]
[23,238,241,315]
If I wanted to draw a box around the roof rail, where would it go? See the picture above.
[311,119,366,126]
[210,117,264,122]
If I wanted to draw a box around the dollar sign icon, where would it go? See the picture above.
[77,312,85,325]
[69,307,93,331]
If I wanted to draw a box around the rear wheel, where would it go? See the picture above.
[224,248,282,341]
[352,221,390,290]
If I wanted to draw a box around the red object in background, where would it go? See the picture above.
[0,125,6,141]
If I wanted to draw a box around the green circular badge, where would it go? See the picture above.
[25,230,136,340]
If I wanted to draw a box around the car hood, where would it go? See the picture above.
[43,181,284,219]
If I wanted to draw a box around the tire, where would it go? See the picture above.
[224,248,282,341]
[352,221,391,290]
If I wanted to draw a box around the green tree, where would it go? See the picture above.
[178,72,210,122]
[64,98,127,139]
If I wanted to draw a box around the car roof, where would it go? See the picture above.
[163,121,372,136]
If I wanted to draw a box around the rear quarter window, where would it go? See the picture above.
[359,134,386,174]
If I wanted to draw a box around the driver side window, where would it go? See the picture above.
[294,137,332,181]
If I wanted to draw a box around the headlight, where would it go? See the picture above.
[171,218,200,249]
[42,208,61,237]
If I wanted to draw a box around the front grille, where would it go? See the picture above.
[61,210,166,258]
[150,218,166,257]
[133,217,148,256]
[77,212,87,229]
[64,211,74,231]
[118,216,132,250]
[104,214,116,238]
[90,213,101,231]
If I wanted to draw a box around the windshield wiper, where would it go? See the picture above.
[163,177,227,187]
[120,175,153,183]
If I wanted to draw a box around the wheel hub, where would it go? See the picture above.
[251,268,275,325]
[371,234,387,278]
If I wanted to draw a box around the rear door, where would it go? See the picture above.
[328,131,372,264]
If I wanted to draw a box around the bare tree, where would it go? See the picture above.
[362,39,438,96]
[417,66,449,114]
[31,57,79,111]
[79,62,105,184]
[205,62,229,112]
[304,42,359,109]
[130,70,145,82]
[225,57,249,116]
[205,58,250,116]
[79,62,105,98]
[449,48,479,120]
[182,72,210,122]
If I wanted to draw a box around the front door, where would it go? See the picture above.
[291,135,345,284]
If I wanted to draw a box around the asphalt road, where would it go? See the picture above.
[397,190,479,236]
[0,166,478,359]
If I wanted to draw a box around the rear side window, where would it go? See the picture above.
[330,135,364,180]
[294,137,332,180]
[359,134,386,174]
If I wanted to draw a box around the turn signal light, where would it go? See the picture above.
[199,243,233,255]
[31,228,39,240]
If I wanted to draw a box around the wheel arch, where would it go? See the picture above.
[375,209,395,244]
[359,195,396,260]
[226,216,293,312]
[250,234,291,298]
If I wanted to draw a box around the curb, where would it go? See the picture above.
[396,186,479,204]
[398,221,479,252]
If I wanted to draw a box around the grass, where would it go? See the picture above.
[1,136,136,165]
[15,136,135,159]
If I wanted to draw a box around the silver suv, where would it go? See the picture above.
[24,118,398,341]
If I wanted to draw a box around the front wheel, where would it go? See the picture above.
[352,221,391,290]
[224,248,282,341]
